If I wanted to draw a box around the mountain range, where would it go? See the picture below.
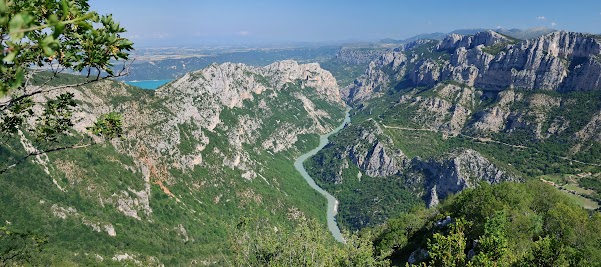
[2,29,601,265]
[309,30,601,230]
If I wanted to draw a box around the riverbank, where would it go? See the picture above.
[293,109,350,243]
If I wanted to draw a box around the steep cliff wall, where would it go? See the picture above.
[345,31,601,104]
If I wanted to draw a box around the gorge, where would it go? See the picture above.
[294,109,350,243]
[2,18,601,265]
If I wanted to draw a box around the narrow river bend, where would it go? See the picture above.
[294,110,350,243]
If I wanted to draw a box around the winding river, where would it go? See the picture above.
[293,110,350,243]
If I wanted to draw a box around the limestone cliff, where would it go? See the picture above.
[410,148,519,207]
[345,31,601,104]
[308,31,601,230]
[1,60,346,264]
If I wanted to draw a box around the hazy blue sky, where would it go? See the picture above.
[89,0,601,47]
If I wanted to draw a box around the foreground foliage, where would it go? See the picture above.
[371,181,601,266]
[0,0,133,172]
[230,217,389,267]
[229,181,601,266]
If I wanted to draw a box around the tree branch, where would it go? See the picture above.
[0,59,134,112]
[0,142,95,174]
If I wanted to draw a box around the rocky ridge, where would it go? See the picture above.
[144,60,345,172]
[311,119,517,209]
[1,60,346,264]
[345,31,601,104]
[307,31,601,230]
[411,148,518,207]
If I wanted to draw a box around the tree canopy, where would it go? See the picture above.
[0,0,133,172]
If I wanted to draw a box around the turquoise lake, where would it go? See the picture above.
[125,79,172,89]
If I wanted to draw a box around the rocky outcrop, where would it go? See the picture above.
[342,49,411,103]
[159,60,343,111]
[438,31,511,52]
[411,148,519,207]
[469,90,523,133]
[420,31,601,91]
[315,120,407,184]
[345,121,407,178]
[390,83,478,135]
[346,31,601,104]
[261,60,344,105]
[576,109,601,143]
[148,60,345,174]
[313,121,515,208]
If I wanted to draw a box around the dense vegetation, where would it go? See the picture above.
[372,181,601,266]
[227,181,601,266]
[305,121,425,230]
[320,59,370,87]
[308,77,601,230]
[230,217,389,267]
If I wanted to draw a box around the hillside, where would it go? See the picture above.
[307,31,601,230]
[228,180,601,266]
[119,46,340,81]
[2,29,601,266]
[371,181,601,266]
[0,61,345,265]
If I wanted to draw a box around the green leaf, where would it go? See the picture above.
[48,14,59,25]
[8,13,33,40]
[8,14,26,39]
[42,45,55,57]
[54,22,66,37]
[60,0,70,19]
[41,36,57,56]
[0,0,7,14]
[11,67,24,89]
[3,49,18,63]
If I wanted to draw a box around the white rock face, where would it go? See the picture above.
[112,253,140,264]
[159,60,343,111]
[51,204,78,219]
[325,120,407,184]
[343,50,408,104]
[414,148,519,207]
[576,110,601,143]
[149,60,345,175]
[104,224,116,237]
[345,31,601,104]
[438,31,510,51]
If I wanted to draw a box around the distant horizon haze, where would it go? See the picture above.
[89,0,601,48]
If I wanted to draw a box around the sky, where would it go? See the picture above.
[89,0,601,47]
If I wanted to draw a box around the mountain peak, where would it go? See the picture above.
[159,60,343,109]
[438,30,511,51]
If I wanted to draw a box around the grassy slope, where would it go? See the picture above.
[0,73,345,265]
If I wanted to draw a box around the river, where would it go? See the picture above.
[293,109,350,243]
